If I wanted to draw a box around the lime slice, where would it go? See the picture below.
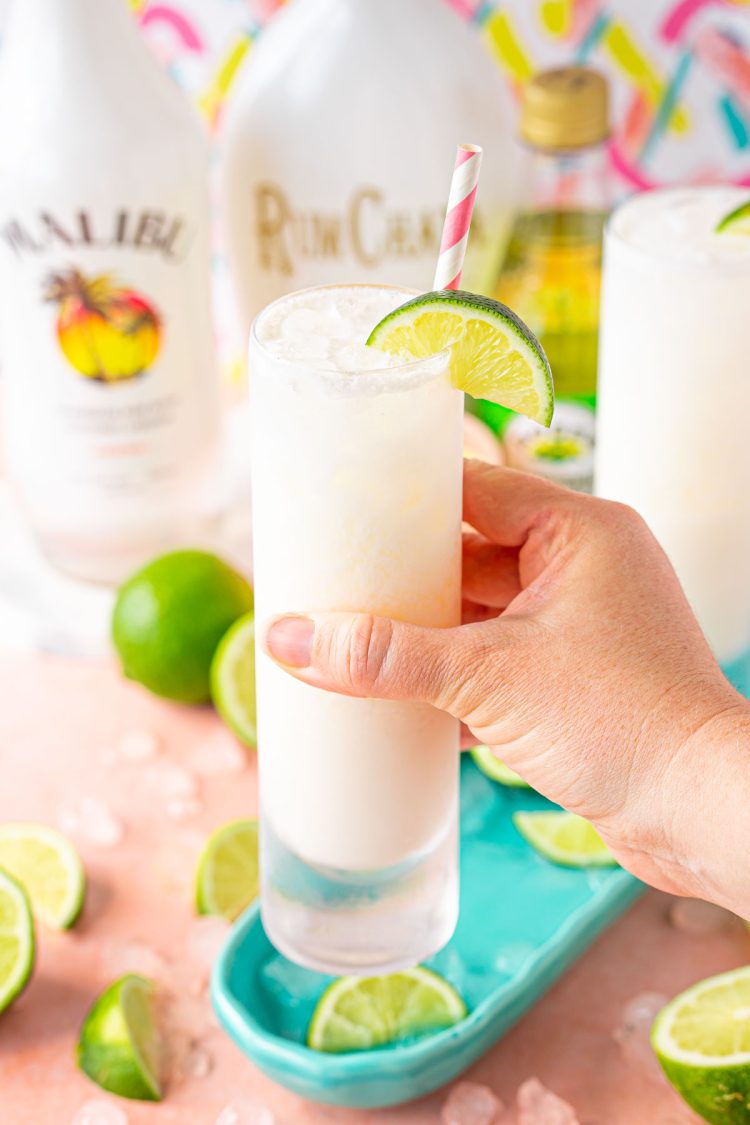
[716,199,750,235]
[210,613,256,749]
[307,966,467,1053]
[470,745,530,788]
[367,290,553,426]
[651,967,750,1124]
[0,824,85,930]
[195,818,259,921]
[0,869,34,1013]
[513,811,616,867]
[77,974,161,1101]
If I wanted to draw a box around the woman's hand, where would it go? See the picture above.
[264,461,750,914]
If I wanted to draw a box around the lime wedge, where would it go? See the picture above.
[470,745,530,788]
[195,818,259,921]
[367,290,553,425]
[0,824,85,930]
[0,869,34,1013]
[652,967,750,1123]
[77,974,161,1101]
[307,966,467,1053]
[210,613,257,749]
[513,810,616,867]
[716,200,750,235]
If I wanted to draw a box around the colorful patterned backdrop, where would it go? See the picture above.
[3,1,749,190]
[4,0,748,368]
[112,0,750,191]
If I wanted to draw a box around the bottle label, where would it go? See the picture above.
[253,182,487,275]
[227,180,508,324]
[0,205,217,532]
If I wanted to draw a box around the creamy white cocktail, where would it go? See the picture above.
[251,285,463,973]
[596,188,750,687]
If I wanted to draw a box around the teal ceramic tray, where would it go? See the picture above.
[212,756,642,1108]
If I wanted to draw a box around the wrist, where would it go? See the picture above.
[602,672,750,911]
[664,693,750,912]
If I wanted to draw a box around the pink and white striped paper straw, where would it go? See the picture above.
[433,143,483,291]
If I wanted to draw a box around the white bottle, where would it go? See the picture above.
[221,0,521,336]
[0,0,220,583]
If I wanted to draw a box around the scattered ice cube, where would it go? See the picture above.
[187,733,246,776]
[100,940,166,981]
[119,729,161,761]
[612,993,668,1082]
[181,1041,212,1079]
[215,1102,275,1125]
[155,981,214,1044]
[166,795,202,820]
[59,796,124,848]
[441,1080,504,1124]
[517,1078,580,1125]
[184,916,231,976]
[70,1101,129,1125]
[147,762,198,800]
[165,1035,213,1083]
[154,828,205,895]
[669,898,734,935]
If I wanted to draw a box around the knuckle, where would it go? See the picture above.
[341,614,394,693]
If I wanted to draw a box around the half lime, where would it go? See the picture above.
[652,966,750,1124]
[716,200,750,235]
[307,966,467,1053]
[513,810,616,867]
[210,613,257,749]
[0,823,85,930]
[0,869,34,1013]
[195,818,259,921]
[470,746,530,788]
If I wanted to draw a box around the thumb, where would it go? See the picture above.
[263,612,498,718]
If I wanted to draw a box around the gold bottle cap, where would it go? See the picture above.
[520,66,609,151]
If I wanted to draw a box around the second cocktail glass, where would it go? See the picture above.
[596,187,750,692]
[250,284,464,974]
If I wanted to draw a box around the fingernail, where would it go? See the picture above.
[265,616,314,668]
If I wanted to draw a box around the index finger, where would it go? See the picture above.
[462,460,574,547]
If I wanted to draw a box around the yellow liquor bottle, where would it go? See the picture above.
[476,67,610,435]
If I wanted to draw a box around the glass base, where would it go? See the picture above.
[723,647,750,698]
[260,814,458,976]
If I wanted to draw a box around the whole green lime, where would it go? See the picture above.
[112,550,253,703]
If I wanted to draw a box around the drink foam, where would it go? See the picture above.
[610,186,750,265]
[255,285,408,373]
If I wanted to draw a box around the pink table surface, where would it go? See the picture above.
[0,653,745,1125]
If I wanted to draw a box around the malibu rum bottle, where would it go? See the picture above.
[0,0,220,582]
[220,0,521,335]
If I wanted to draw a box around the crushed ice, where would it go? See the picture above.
[187,733,246,776]
[70,1101,129,1125]
[612,992,668,1082]
[118,729,161,761]
[100,940,166,980]
[59,795,124,848]
[517,1078,580,1125]
[215,1101,275,1125]
[441,1080,504,1124]
[166,795,202,820]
